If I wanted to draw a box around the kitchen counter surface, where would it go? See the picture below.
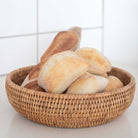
[0,64,138,138]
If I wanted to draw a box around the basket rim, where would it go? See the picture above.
[6,65,136,99]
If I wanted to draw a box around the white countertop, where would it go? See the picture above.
[0,64,138,138]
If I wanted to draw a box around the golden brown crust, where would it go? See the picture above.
[40,31,78,61]
[38,51,89,93]
[76,47,112,75]
[22,27,81,88]
[28,59,47,80]
[28,28,81,81]
[104,75,123,91]
[24,80,45,92]
[66,72,108,94]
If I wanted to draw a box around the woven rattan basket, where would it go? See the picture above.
[6,66,135,128]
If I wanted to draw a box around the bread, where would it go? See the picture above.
[66,72,108,94]
[21,76,45,92]
[76,47,112,75]
[101,73,108,78]
[22,27,81,87]
[28,59,47,80]
[38,51,89,93]
[24,80,45,92]
[68,26,81,51]
[32,27,81,80]
[40,27,81,61]
[89,72,108,78]
[21,60,47,86]
[104,76,123,91]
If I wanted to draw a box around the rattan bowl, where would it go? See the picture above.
[6,66,135,128]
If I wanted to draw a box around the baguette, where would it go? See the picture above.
[40,27,81,61]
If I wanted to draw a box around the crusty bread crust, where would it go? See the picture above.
[38,51,89,93]
[76,47,112,75]
[40,31,78,61]
[104,75,123,91]
[28,59,47,80]
[22,27,81,87]
[24,80,45,92]
[66,72,108,94]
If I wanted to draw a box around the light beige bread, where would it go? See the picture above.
[104,75,124,91]
[66,72,108,94]
[76,47,112,75]
[22,27,81,87]
[38,51,90,93]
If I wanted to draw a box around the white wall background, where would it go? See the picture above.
[0,0,137,75]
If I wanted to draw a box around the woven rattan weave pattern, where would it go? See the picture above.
[6,66,135,128]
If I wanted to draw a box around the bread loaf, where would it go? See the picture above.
[66,72,108,94]
[76,47,112,75]
[40,27,81,61]
[104,76,123,91]
[22,27,81,86]
[38,51,89,93]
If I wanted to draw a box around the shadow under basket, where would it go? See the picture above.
[6,66,136,128]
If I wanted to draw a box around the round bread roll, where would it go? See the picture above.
[76,47,112,75]
[104,76,123,91]
[66,72,108,94]
[38,51,90,94]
